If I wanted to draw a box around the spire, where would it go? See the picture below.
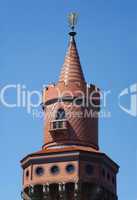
[59,13,85,85]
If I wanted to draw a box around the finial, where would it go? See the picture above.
[68,12,78,37]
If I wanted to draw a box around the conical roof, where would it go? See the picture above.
[59,34,85,85]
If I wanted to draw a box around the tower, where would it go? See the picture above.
[21,13,119,200]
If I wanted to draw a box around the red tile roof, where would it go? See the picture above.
[59,36,85,85]
[32,145,100,155]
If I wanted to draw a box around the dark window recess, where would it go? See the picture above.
[53,121,65,129]
[107,173,110,180]
[50,119,68,131]
[51,166,59,175]
[53,121,57,129]
[35,167,44,176]
[53,120,64,129]
[66,164,75,173]
[102,169,106,177]
[74,98,83,106]
[85,164,94,175]
[56,109,66,120]
[26,170,29,178]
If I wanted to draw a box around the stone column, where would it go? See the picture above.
[21,186,35,200]
[74,182,81,200]
[43,184,50,200]
[21,191,30,200]
[58,183,66,200]
[28,185,34,200]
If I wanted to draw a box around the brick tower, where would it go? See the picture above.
[21,13,119,200]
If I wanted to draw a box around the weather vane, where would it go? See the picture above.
[68,12,78,32]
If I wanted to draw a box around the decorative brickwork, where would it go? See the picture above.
[21,16,119,200]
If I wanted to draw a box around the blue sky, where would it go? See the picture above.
[0,0,137,199]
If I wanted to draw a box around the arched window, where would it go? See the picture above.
[50,108,68,131]
[55,108,66,120]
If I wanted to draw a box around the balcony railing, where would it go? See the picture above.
[50,119,68,133]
